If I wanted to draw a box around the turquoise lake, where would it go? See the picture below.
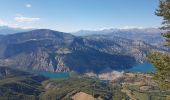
[39,63,156,78]
[39,72,70,79]
[125,63,156,73]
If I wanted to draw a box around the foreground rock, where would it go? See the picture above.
[71,92,95,100]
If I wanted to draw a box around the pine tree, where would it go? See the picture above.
[156,0,170,46]
[148,0,170,90]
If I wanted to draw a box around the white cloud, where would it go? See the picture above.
[15,16,40,23]
[121,26,144,29]
[0,16,40,29]
[0,19,8,26]
[25,4,32,8]
[0,19,20,28]
[19,26,35,29]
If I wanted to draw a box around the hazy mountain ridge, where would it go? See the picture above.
[0,29,166,73]
[0,26,32,35]
[74,28,165,46]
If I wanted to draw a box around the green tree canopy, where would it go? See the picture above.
[156,0,170,46]
[148,0,170,90]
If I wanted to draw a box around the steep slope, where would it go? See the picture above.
[0,29,165,73]
[0,29,75,72]
[0,66,30,79]
[0,66,47,100]
[83,35,162,63]
[64,37,136,73]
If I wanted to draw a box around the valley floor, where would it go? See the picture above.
[0,66,170,100]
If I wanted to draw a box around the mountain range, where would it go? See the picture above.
[0,27,165,46]
[74,28,165,46]
[0,29,166,73]
[0,26,32,35]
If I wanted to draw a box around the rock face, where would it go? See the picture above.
[0,29,165,73]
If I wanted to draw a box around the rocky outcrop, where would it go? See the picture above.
[55,56,70,72]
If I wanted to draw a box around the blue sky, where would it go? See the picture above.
[0,0,162,32]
